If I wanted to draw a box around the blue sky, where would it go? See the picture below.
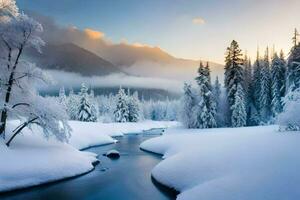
[17,0,300,63]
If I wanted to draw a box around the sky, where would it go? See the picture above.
[17,0,300,64]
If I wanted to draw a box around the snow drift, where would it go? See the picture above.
[140,126,300,200]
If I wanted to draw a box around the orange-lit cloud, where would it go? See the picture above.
[132,42,152,48]
[84,28,105,39]
[192,17,205,25]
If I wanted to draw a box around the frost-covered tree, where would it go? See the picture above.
[278,87,300,131]
[67,89,79,120]
[271,52,286,116]
[114,88,129,123]
[127,91,141,122]
[213,77,223,127]
[0,2,71,145]
[224,40,244,126]
[231,83,247,127]
[194,62,216,128]
[58,87,67,113]
[252,49,262,115]
[259,47,272,121]
[180,83,196,128]
[77,83,95,122]
[89,88,98,122]
[287,42,300,92]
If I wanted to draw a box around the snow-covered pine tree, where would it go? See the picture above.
[181,83,196,128]
[213,77,221,108]
[114,88,129,123]
[224,40,244,126]
[204,62,212,89]
[231,83,247,127]
[243,54,253,109]
[213,77,222,127]
[58,87,68,113]
[89,89,98,122]
[259,47,272,121]
[279,50,287,97]
[77,83,93,122]
[278,87,300,131]
[252,48,262,116]
[287,37,300,92]
[67,89,79,120]
[271,52,286,116]
[194,62,216,128]
[127,91,141,122]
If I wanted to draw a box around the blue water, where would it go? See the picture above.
[0,131,175,200]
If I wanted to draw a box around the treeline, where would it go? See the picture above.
[181,29,300,130]
[56,84,180,123]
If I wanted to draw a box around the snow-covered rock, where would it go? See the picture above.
[140,125,300,200]
[104,149,120,159]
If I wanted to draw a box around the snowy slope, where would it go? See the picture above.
[140,126,300,200]
[0,123,97,193]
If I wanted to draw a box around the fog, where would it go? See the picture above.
[38,70,184,94]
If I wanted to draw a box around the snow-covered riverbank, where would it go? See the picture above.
[0,120,180,193]
[140,125,300,200]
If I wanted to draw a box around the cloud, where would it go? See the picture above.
[84,28,105,40]
[192,17,205,25]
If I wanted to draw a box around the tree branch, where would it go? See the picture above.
[6,117,38,147]
[12,103,30,109]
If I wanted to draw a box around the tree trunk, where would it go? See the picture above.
[6,117,38,147]
[0,47,23,139]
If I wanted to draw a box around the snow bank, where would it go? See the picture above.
[0,123,97,193]
[69,120,180,149]
[140,125,300,200]
[0,120,179,192]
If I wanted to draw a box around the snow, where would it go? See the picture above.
[0,122,97,193]
[69,120,180,149]
[0,120,179,192]
[140,125,300,200]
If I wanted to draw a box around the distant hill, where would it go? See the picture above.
[25,43,122,76]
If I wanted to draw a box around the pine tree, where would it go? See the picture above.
[181,83,196,128]
[127,91,141,122]
[58,87,67,112]
[204,61,212,88]
[271,52,286,116]
[259,47,272,121]
[252,48,262,114]
[213,76,222,127]
[279,50,287,97]
[195,62,216,128]
[77,83,94,122]
[231,83,247,127]
[114,88,129,123]
[287,30,300,92]
[67,88,79,120]
[224,40,244,126]
[89,89,98,122]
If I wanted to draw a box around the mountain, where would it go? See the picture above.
[25,43,122,76]
[73,40,224,81]
[28,13,224,81]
